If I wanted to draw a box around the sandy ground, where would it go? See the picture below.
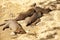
[0,0,60,40]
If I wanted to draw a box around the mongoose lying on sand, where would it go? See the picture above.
[14,6,51,26]
[2,19,26,35]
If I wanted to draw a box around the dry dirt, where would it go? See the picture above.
[0,0,60,40]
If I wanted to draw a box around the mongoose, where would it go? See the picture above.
[2,19,26,35]
[20,6,52,26]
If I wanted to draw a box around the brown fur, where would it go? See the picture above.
[15,8,35,21]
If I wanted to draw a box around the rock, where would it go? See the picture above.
[50,10,60,22]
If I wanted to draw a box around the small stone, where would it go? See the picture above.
[10,32,16,36]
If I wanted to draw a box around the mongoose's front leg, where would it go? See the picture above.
[3,22,9,30]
